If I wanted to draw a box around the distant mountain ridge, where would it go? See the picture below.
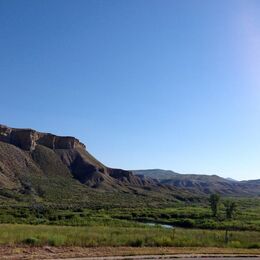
[0,124,259,204]
[133,169,180,180]
[133,169,260,196]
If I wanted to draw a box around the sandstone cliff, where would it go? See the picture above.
[0,124,158,195]
[0,124,85,151]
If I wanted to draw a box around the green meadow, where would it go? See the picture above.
[0,224,259,248]
[0,197,259,248]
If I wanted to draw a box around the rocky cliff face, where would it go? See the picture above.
[0,124,158,193]
[0,125,85,151]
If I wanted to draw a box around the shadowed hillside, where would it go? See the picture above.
[0,124,259,206]
[0,124,187,204]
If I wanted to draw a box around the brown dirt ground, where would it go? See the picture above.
[0,246,259,259]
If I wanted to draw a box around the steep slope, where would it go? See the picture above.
[0,141,42,190]
[0,124,170,203]
[1,124,258,203]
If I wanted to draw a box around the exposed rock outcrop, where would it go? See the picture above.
[0,125,85,151]
[0,124,155,191]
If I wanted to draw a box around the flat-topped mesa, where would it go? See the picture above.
[0,125,86,151]
[37,134,85,150]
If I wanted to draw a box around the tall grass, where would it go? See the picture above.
[0,224,259,248]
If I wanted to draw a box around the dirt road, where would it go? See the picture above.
[55,256,260,260]
[0,246,259,259]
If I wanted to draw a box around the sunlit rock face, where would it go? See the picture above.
[0,125,85,151]
[0,124,158,191]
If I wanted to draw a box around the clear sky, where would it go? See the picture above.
[1,0,260,180]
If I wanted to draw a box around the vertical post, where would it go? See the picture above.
[225,229,229,244]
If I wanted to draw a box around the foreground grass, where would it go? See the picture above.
[0,224,259,248]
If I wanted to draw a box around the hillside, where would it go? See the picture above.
[0,124,187,205]
[133,169,260,196]
[0,124,259,206]
[133,169,180,180]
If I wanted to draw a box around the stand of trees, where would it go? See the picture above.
[209,194,237,244]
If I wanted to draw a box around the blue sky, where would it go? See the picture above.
[1,0,260,180]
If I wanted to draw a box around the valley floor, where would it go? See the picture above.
[0,198,259,258]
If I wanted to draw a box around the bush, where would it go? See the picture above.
[22,237,39,246]
[247,243,260,249]
[154,236,173,246]
[174,219,195,228]
[129,238,144,247]
[198,219,218,229]
[229,241,241,248]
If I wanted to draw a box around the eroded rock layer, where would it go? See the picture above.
[0,124,158,193]
[0,124,85,151]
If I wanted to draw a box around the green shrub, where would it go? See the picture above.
[229,241,241,248]
[129,238,144,247]
[198,219,218,229]
[247,243,260,249]
[154,236,173,246]
[174,218,195,228]
[22,237,39,246]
